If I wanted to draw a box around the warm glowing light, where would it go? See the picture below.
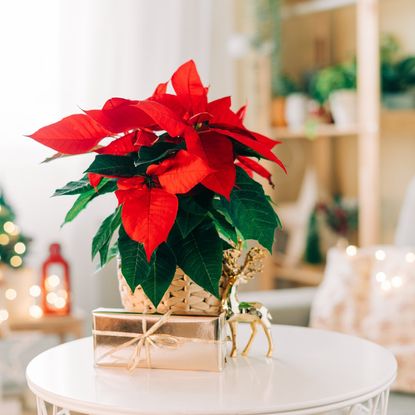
[29,285,41,298]
[346,245,357,256]
[3,221,16,234]
[375,272,386,282]
[0,234,10,245]
[5,288,17,301]
[46,274,60,290]
[46,292,58,305]
[381,280,391,291]
[29,305,43,319]
[58,289,68,300]
[14,242,26,254]
[391,275,403,288]
[0,309,9,322]
[55,297,66,309]
[10,255,22,267]
[405,252,415,263]
[375,250,386,261]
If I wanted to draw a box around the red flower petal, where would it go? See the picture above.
[88,173,103,188]
[96,132,140,155]
[115,178,146,204]
[236,105,247,121]
[237,156,273,186]
[207,96,231,113]
[117,177,146,190]
[171,60,207,114]
[153,82,168,96]
[249,131,281,149]
[235,161,254,178]
[87,98,187,137]
[212,128,287,173]
[188,132,236,199]
[86,98,155,133]
[208,98,245,130]
[184,127,204,154]
[134,100,187,137]
[28,114,110,154]
[150,94,187,119]
[134,130,158,147]
[147,150,212,194]
[121,187,178,260]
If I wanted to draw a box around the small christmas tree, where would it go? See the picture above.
[0,190,30,268]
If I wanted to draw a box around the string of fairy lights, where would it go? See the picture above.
[0,271,70,324]
[345,245,415,291]
[0,197,29,269]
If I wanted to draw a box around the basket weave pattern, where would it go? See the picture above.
[118,267,226,315]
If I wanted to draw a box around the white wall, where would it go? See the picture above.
[0,0,234,315]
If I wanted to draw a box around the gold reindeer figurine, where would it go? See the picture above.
[221,246,273,358]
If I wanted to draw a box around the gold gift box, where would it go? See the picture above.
[93,308,226,372]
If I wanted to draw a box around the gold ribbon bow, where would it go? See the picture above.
[94,311,180,371]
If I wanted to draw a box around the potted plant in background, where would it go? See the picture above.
[381,34,415,109]
[28,60,285,315]
[271,74,299,128]
[311,62,357,128]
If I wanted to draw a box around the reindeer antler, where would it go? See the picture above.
[239,246,267,279]
[222,244,266,282]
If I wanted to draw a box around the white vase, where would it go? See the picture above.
[285,93,308,129]
[329,89,357,128]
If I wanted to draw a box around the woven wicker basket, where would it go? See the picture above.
[118,266,226,316]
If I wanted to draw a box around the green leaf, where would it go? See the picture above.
[96,241,119,270]
[117,226,152,292]
[176,208,206,238]
[232,141,263,159]
[62,179,117,226]
[135,142,181,168]
[85,155,138,177]
[174,197,208,238]
[53,176,91,196]
[63,190,95,224]
[220,167,280,252]
[170,220,223,297]
[180,191,214,213]
[140,243,177,307]
[92,206,121,260]
[208,209,238,244]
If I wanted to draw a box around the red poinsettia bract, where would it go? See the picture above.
[28,59,285,260]
[116,150,212,260]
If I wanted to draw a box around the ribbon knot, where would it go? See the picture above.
[95,310,180,371]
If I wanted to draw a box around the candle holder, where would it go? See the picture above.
[41,243,71,316]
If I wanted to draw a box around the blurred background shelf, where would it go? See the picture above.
[273,124,358,139]
[282,0,356,19]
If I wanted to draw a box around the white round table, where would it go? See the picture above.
[26,325,396,415]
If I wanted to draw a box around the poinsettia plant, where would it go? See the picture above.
[28,60,285,306]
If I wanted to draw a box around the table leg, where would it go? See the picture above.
[36,396,71,415]
[345,388,390,414]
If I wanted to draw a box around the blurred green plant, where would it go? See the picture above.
[381,34,415,93]
[309,62,357,104]
[274,74,301,96]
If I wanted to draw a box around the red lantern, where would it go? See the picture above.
[41,243,71,316]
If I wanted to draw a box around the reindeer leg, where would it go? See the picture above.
[260,320,273,357]
[242,321,258,357]
[229,321,238,358]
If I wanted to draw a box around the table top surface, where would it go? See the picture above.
[26,324,397,415]
[10,311,85,331]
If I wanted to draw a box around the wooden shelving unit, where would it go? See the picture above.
[281,0,356,18]
[263,0,381,288]
[273,124,358,140]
